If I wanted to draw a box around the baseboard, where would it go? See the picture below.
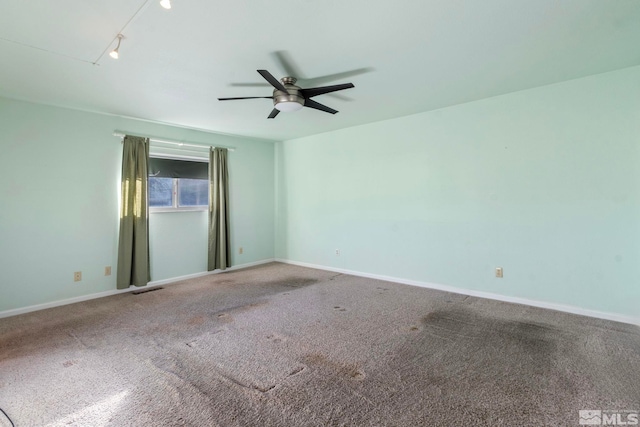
[275,258,640,327]
[0,258,276,319]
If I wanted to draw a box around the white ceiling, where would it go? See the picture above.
[1,0,639,142]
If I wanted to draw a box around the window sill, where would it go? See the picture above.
[150,207,208,213]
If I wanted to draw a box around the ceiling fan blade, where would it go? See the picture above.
[218,97,272,101]
[257,70,288,92]
[230,83,270,88]
[272,51,305,79]
[268,109,280,119]
[326,93,354,102]
[303,67,373,87]
[304,99,338,115]
[301,83,354,98]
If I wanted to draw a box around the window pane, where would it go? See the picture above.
[149,177,173,207]
[178,179,209,207]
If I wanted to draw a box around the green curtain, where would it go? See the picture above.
[117,136,150,289]
[208,147,230,271]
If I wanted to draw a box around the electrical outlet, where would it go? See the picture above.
[335,249,340,256]
[74,271,82,282]
[239,247,243,255]
[105,266,112,276]
[495,267,503,278]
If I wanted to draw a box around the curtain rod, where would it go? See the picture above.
[112,131,236,151]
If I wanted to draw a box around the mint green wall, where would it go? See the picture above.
[2,66,638,318]
[0,98,274,312]
[276,66,640,318]
[149,136,275,280]
[150,212,208,280]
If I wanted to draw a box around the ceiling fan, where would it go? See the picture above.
[218,69,354,119]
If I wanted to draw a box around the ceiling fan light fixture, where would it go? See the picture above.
[160,0,172,9]
[273,87,305,112]
[275,101,304,112]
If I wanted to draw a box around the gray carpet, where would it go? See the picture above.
[0,262,638,426]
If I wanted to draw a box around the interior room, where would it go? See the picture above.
[1,1,639,425]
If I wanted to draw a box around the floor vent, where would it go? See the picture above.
[131,287,164,295]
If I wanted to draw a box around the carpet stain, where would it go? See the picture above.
[350,370,366,381]
[62,360,77,368]
[263,276,319,289]
[266,333,286,343]
[303,354,366,382]
[188,315,206,325]
[214,314,234,324]
[421,310,489,338]
[418,308,573,378]
[212,301,270,323]
[333,306,347,312]
[67,331,93,350]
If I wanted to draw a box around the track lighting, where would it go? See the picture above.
[160,0,171,9]
[109,34,124,59]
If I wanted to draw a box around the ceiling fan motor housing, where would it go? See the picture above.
[273,78,305,111]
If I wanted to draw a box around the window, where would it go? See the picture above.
[149,177,174,207]
[148,157,209,211]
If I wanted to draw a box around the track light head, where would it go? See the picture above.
[110,34,124,60]
[160,0,171,9]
